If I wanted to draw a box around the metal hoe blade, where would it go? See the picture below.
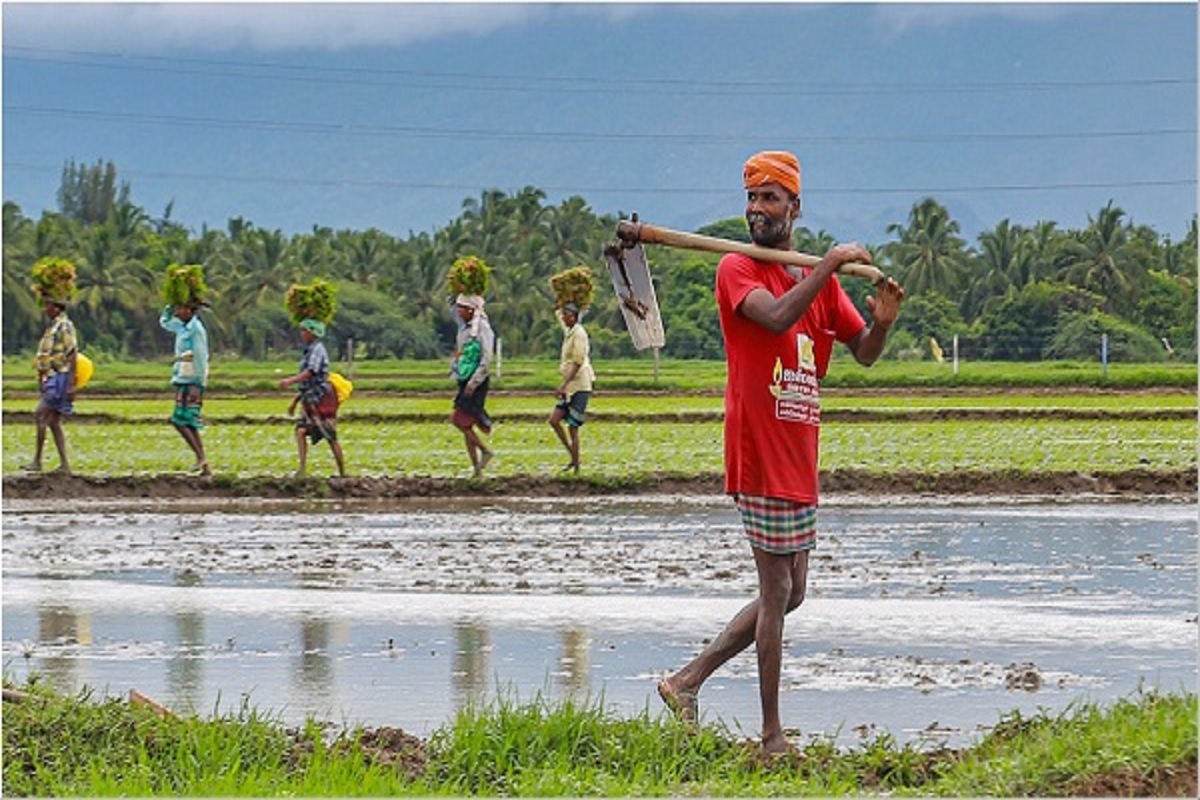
[603,239,665,350]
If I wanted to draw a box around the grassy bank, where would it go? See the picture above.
[4,356,1197,394]
[3,680,1194,796]
[4,389,1198,420]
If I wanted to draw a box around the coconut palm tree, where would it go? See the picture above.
[1020,220,1073,285]
[883,197,969,298]
[792,226,838,257]
[1161,217,1198,279]
[491,258,554,355]
[398,232,456,345]
[214,227,296,355]
[2,202,43,346]
[507,186,550,257]
[545,196,599,267]
[460,189,515,261]
[1064,201,1144,316]
[333,227,392,290]
[963,219,1029,321]
[74,224,121,322]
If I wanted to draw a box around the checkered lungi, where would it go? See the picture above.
[734,493,818,554]
[171,383,205,430]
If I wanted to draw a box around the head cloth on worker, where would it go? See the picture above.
[743,150,801,197]
[455,293,488,337]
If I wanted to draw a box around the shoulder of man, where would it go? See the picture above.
[716,252,771,280]
[715,252,770,304]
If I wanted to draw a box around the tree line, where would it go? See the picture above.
[3,159,1196,365]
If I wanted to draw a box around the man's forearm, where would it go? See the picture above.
[853,323,891,366]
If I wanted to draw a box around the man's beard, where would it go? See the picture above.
[747,213,791,248]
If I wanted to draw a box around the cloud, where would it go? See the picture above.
[869,3,1070,39]
[2,2,551,53]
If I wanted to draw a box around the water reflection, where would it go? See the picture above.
[296,615,335,706]
[36,604,89,693]
[3,501,1195,746]
[452,620,490,711]
[557,627,590,702]
[168,570,205,712]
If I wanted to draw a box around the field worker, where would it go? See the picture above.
[548,302,595,474]
[25,298,77,474]
[656,150,905,757]
[160,302,211,476]
[450,293,496,479]
[279,318,346,478]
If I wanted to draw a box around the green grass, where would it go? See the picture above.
[925,692,1199,796]
[4,679,1195,796]
[4,355,1196,394]
[2,417,1194,479]
[2,389,1196,421]
[5,364,1193,482]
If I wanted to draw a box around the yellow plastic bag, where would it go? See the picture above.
[75,352,94,389]
[329,372,353,405]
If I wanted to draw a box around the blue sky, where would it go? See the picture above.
[2,2,1196,246]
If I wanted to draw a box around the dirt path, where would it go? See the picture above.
[3,467,1193,508]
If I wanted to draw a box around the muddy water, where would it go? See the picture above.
[3,496,1195,747]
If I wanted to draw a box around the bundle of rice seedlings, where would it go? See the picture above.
[285,279,337,325]
[161,263,208,307]
[549,265,596,310]
[30,257,78,305]
[447,255,491,296]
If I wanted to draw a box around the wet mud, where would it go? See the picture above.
[3,467,1194,509]
[5,500,1194,747]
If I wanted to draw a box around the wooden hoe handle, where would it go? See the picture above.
[616,220,885,284]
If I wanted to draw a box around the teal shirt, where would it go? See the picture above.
[159,307,209,386]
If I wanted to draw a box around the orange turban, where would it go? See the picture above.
[743,150,801,197]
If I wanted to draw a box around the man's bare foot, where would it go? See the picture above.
[657,677,698,724]
[21,462,42,473]
[759,731,801,762]
[479,450,494,472]
[191,461,211,477]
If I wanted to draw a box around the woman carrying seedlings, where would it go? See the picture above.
[548,266,597,474]
[279,281,346,478]
[447,256,496,479]
[26,258,79,474]
[159,264,211,476]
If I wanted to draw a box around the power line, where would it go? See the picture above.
[5,161,1192,197]
[5,46,1196,97]
[5,105,1195,147]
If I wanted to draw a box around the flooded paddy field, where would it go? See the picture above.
[3,495,1195,748]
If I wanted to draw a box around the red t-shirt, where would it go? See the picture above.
[715,253,866,503]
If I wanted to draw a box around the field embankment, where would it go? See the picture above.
[2,681,1195,796]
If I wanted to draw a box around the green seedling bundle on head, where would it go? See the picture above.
[30,257,78,305]
[285,279,337,325]
[162,263,208,308]
[447,255,491,296]
[549,265,596,310]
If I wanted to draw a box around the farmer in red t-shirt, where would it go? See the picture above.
[657,150,905,757]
